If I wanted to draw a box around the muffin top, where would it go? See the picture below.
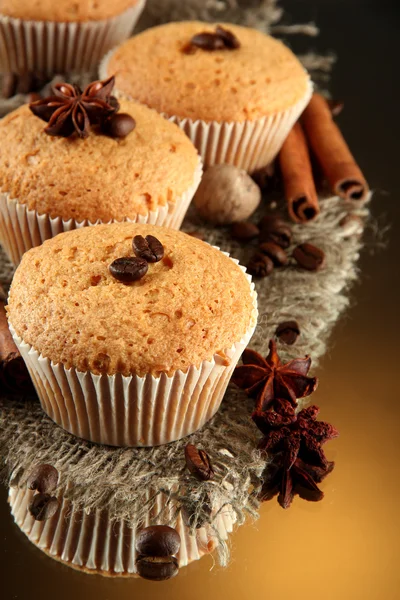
[106,21,310,123]
[8,223,257,376]
[0,0,140,22]
[0,100,199,222]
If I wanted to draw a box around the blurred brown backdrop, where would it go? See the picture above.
[1,0,399,598]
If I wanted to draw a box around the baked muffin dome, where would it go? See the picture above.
[105,21,310,123]
[0,0,141,22]
[8,223,257,376]
[0,100,199,223]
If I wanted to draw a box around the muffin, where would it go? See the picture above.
[7,223,257,447]
[0,92,202,265]
[9,483,235,576]
[100,21,312,171]
[0,0,146,75]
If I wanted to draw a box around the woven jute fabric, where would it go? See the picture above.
[0,0,369,567]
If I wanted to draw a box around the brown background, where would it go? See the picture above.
[1,0,399,598]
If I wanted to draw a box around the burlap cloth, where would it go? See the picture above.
[0,0,369,566]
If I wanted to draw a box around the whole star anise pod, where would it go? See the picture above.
[258,405,339,509]
[29,76,119,139]
[232,340,318,412]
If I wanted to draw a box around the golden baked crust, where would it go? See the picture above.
[0,0,139,22]
[8,223,256,376]
[0,101,199,222]
[107,21,310,123]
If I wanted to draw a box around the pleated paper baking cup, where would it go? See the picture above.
[9,254,257,447]
[99,53,312,171]
[0,158,202,266]
[8,485,236,577]
[0,1,146,75]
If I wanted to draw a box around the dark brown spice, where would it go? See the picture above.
[185,444,214,481]
[275,321,300,345]
[293,243,325,271]
[246,253,274,278]
[187,26,240,53]
[102,113,136,138]
[109,257,148,282]
[258,242,288,266]
[257,405,339,509]
[0,285,34,395]
[29,76,119,138]
[231,221,260,241]
[136,526,181,557]
[29,493,59,521]
[190,32,225,51]
[133,235,164,263]
[135,555,179,581]
[215,25,241,49]
[258,216,292,248]
[26,464,58,494]
[232,340,318,412]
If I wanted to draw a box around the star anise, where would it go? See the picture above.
[232,340,318,412]
[29,76,119,139]
[258,405,339,509]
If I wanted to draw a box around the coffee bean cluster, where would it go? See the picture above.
[109,234,165,283]
[135,525,181,581]
[26,464,60,521]
[232,214,326,278]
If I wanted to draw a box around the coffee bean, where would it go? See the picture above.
[102,113,136,138]
[136,556,179,581]
[29,493,59,521]
[275,321,300,345]
[1,73,17,98]
[258,215,285,231]
[247,253,274,278]
[185,444,214,481]
[136,526,181,557]
[215,26,241,49]
[259,217,292,249]
[109,257,148,282]
[231,221,260,241]
[258,242,288,266]
[293,243,325,271]
[190,32,225,51]
[27,464,58,494]
[133,235,164,263]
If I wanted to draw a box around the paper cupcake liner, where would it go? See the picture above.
[0,158,202,266]
[0,1,146,75]
[8,485,236,576]
[9,252,257,447]
[99,52,312,171]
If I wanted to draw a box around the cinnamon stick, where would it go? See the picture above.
[0,283,33,395]
[302,93,369,203]
[279,122,320,223]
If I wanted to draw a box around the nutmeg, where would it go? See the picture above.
[194,164,261,225]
